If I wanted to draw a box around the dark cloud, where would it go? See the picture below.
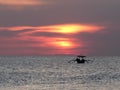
[0,0,120,26]
[30,31,68,38]
[73,25,120,56]
[0,30,19,37]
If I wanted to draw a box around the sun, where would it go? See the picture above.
[46,24,80,34]
[52,41,73,48]
[58,41,72,47]
[56,24,80,34]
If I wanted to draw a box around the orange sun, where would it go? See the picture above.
[57,41,72,47]
[51,39,74,48]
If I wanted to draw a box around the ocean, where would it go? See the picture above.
[0,56,120,90]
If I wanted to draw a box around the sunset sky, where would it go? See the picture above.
[0,0,120,56]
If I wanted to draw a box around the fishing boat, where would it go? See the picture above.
[68,55,90,64]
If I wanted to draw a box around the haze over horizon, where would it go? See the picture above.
[0,0,120,56]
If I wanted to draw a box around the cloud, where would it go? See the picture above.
[0,30,18,37]
[0,0,51,6]
[0,0,119,56]
[31,32,66,38]
[0,23,105,40]
[72,25,120,56]
[0,0,53,10]
[0,0,120,26]
[0,26,35,31]
[0,23,105,55]
[0,28,35,37]
[40,24,105,34]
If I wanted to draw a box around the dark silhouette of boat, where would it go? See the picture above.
[68,55,90,64]
[75,55,86,64]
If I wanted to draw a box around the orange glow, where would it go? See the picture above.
[0,0,46,6]
[59,41,71,47]
[53,41,73,48]
[0,23,105,55]
[0,23,105,35]
[48,24,81,33]
[42,24,105,34]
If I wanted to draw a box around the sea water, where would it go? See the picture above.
[0,56,120,90]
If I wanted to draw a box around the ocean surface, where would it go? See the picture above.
[0,56,120,90]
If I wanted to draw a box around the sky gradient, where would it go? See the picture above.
[0,0,120,56]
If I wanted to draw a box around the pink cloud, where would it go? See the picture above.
[0,23,106,55]
[0,0,48,6]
